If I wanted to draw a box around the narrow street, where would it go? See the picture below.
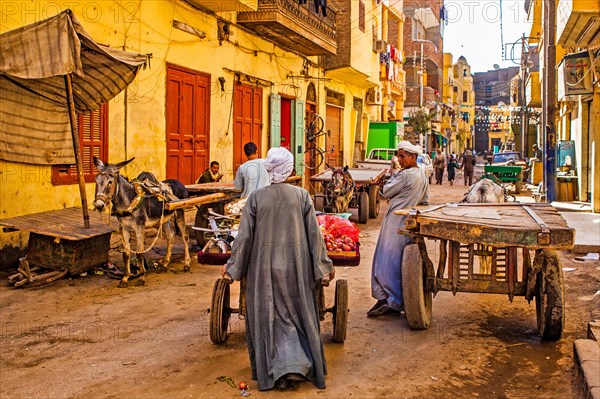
[1,183,598,398]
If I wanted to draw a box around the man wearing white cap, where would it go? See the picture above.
[223,147,334,391]
[368,140,430,317]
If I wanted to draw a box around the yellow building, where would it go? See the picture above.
[453,56,475,153]
[441,53,457,152]
[528,0,600,210]
[0,0,397,260]
[486,104,512,151]
[440,53,474,154]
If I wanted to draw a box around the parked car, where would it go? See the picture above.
[355,148,433,183]
[491,151,527,168]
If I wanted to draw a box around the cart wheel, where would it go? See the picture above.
[314,196,325,212]
[357,191,369,224]
[194,203,225,247]
[514,180,522,194]
[332,279,349,343]
[210,278,231,344]
[402,244,432,330]
[535,250,564,341]
[368,185,380,218]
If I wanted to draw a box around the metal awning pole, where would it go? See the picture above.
[64,74,90,228]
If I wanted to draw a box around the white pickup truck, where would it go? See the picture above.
[355,148,433,183]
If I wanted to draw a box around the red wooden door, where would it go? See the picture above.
[325,106,343,167]
[233,83,263,171]
[280,98,292,151]
[166,64,210,183]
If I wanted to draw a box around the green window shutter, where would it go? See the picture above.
[270,93,281,148]
[294,99,305,176]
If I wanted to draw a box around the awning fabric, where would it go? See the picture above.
[0,10,147,165]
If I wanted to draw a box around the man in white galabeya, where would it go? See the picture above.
[234,142,270,198]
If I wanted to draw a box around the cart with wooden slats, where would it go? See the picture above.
[394,203,575,340]
[309,168,386,223]
[168,176,303,247]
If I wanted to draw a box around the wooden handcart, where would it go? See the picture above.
[165,177,302,247]
[206,236,359,344]
[395,203,575,340]
[310,168,386,223]
[209,266,352,345]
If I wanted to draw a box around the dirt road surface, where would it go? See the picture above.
[1,183,599,398]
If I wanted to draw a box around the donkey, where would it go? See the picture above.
[327,165,355,213]
[93,157,190,287]
[462,177,506,204]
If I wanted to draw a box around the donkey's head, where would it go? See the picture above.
[329,165,353,196]
[93,157,135,212]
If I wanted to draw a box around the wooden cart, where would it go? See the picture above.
[210,273,349,344]
[166,177,302,247]
[309,168,386,223]
[395,203,575,340]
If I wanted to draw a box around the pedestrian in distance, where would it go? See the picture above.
[531,144,543,161]
[461,148,476,186]
[447,154,460,186]
[195,161,224,184]
[223,147,334,391]
[433,148,447,185]
[233,142,270,198]
[368,141,430,317]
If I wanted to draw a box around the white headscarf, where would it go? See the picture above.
[263,147,294,183]
[397,140,423,155]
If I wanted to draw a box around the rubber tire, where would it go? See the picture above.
[194,202,225,247]
[332,279,349,343]
[535,250,565,341]
[514,180,522,194]
[402,244,433,330]
[210,278,231,344]
[314,196,325,212]
[368,185,380,218]
[357,191,369,224]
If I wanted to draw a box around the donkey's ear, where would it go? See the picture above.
[93,156,105,171]
[325,163,332,170]
[343,165,349,173]
[114,157,135,170]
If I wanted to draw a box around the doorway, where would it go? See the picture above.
[233,82,263,172]
[166,64,210,184]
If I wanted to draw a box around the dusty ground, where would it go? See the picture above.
[1,181,599,399]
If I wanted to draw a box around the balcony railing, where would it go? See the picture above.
[237,0,337,56]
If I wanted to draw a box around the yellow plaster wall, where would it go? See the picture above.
[0,0,314,252]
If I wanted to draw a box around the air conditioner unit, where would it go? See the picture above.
[366,88,383,105]
[373,39,387,53]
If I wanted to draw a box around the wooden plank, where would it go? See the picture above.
[394,204,574,250]
[0,208,114,240]
[309,168,385,184]
[185,182,240,195]
[185,176,302,195]
[434,279,528,295]
[165,192,238,211]
[437,240,447,278]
